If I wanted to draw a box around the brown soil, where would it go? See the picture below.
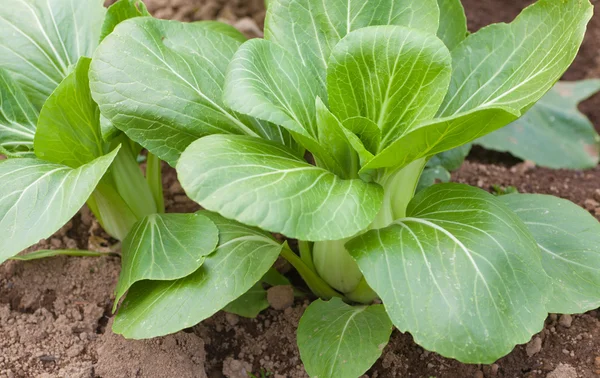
[2,1,600,378]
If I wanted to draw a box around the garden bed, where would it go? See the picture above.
[1,0,600,377]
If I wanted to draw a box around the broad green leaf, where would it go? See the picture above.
[0,147,119,264]
[364,0,591,171]
[0,69,38,156]
[34,58,104,168]
[197,21,248,43]
[265,0,440,90]
[100,0,151,42]
[328,26,451,151]
[114,213,219,310]
[436,0,467,51]
[224,283,269,318]
[439,0,591,117]
[363,107,518,171]
[90,18,292,166]
[501,194,600,314]
[0,0,106,110]
[224,38,324,138]
[478,80,600,169]
[297,298,392,378]
[11,249,117,261]
[347,184,549,363]
[177,135,384,241]
[112,212,283,338]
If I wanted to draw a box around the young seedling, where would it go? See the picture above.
[84,0,600,376]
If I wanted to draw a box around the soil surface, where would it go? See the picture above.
[2,1,600,378]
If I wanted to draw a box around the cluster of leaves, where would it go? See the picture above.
[2,0,600,377]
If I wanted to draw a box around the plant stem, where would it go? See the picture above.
[111,139,157,220]
[298,240,316,272]
[146,152,165,213]
[372,157,427,228]
[280,245,343,300]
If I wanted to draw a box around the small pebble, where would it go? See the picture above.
[267,285,294,310]
[474,371,484,378]
[491,364,499,376]
[225,313,239,327]
[559,314,573,328]
[526,336,543,357]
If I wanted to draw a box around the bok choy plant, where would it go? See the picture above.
[0,0,162,264]
[87,0,600,376]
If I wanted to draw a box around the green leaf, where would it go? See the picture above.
[265,0,440,90]
[112,212,283,338]
[177,135,384,241]
[34,58,104,168]
[436,0,467,51]
[224,38,324,138]
[297,298,392,378]
[347,183,549,363]
[100,0,151,42]
[0,0,106,110]
[439,0,591,117]
[90,18,292,166]
[342,117,381,156]
[224,283,269,318]
[364,0,591,171]
[0,69,38,156]
[363,107,518,171]
[11,249,117,261]
[197,21,248,43]
[0,147,120,264]
[477,80,600,169]
[114,213,219,311]
[428,144,472,172]
[500,194,600,314]
[416,165,451,193]
[327,26,451,151]
[313,98,358,178]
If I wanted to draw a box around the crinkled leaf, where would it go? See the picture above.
[0,69,37,156]
[224,283,269,318]
[436,0,467,51]
[177,135,383,241]
[297,298,392,378]
[34,58,104,168]
[265,0,440,90]
[347,184,549,363]
[478,80,600,169]
[90,18,293,166]
[501,194,600,314]
[224,38,324,138]
[0,147,119,264]
[328,26,451,151]
[0,0,105,110]
[114,213,219,311]
[113,212,283,338]
[365,0,591,171]
[100,0,151,42]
